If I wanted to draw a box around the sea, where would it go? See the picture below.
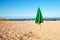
[8,18,60,21]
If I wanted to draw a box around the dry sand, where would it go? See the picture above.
[0,21,60,40]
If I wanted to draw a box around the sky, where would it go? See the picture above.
[0,0,60,19]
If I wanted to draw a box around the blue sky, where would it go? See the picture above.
[0,0,60,19]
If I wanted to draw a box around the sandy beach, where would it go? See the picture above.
[0,21,60,40]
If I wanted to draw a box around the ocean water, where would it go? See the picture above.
[44,18,60,21]
[8,18,60,21]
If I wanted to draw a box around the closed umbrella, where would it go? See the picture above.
[35,8,44,28]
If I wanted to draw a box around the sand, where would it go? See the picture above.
[0,21,60,40]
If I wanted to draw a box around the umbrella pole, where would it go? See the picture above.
[40,24,41,29]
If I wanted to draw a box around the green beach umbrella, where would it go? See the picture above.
[35,8,44,24]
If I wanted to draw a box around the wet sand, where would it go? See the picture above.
[0,21,60,40]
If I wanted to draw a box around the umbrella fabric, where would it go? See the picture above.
[35,8,44,24]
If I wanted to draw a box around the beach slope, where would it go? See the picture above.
[0,21,60,40]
